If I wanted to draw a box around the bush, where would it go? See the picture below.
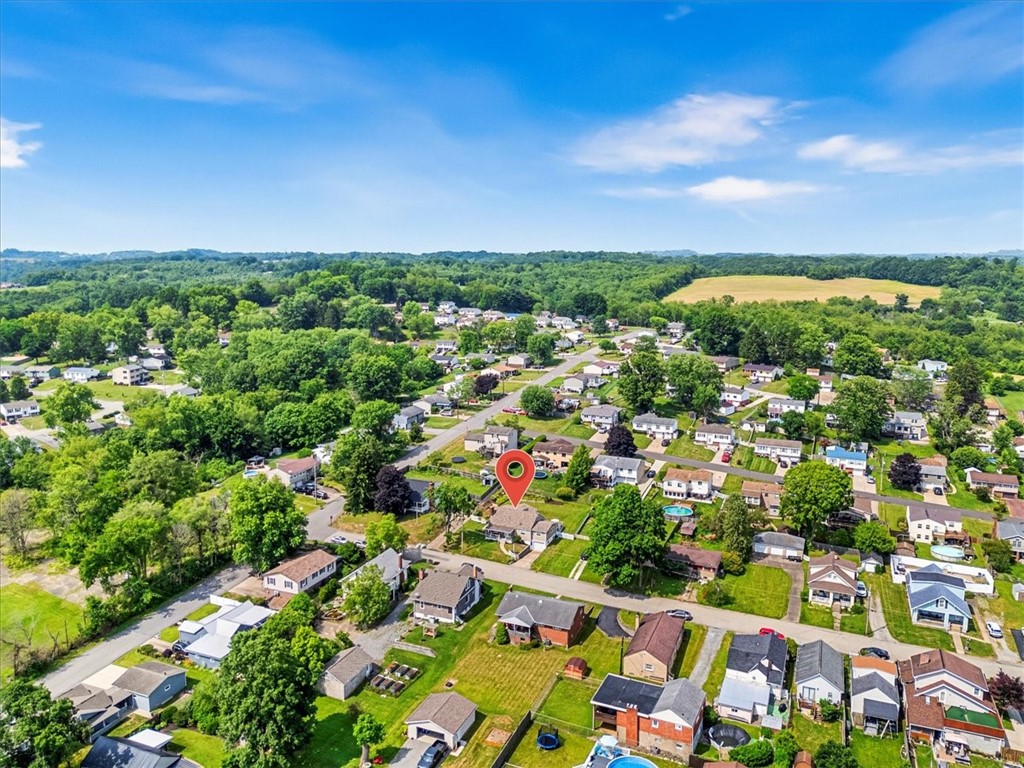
[730,739,774,767]
[495,623,509,645]
[721,551,745,575]
[773,730,799,767]
[160,705,178,727]
[800,587,809,603]
[698,580,731,607]
[974,487,992,503]
[850,603,865,615]
[819,699,842,722]
[139,644,158,657]
[555,486,575,500]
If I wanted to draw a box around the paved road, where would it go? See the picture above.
[424,548,1021,677]
[42,565,250,697]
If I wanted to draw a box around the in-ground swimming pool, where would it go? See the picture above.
[243,469,260,478]
[663,505,695,518]
[931,544,965,562]
[607,757,658,768]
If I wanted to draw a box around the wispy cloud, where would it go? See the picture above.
[573,93,794,173]
[880,4,1024,91]
[0,118,42,168]
[799,133,1023,174]
[604,176,818,203]
[664,5,692,22]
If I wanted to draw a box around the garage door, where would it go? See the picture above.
[414,727,447,743]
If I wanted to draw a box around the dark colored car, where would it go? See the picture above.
[661,438,671,447]
[859,647,890,660]
[646,469,656,478]
[417,741,449,768]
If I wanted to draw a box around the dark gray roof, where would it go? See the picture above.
[907,565,965,589]
[112,662,184,697]
[653,678,705,725]
[863,698,899,722]
[591,674,662,715]
[754,531,806,550]
[408,478,431,502]
[726,633,787,687]
[82,736,198,768]
[852,671,899,704]
[1012,629,1024,662]
[324,646,376,684]
[497,592,584,631]
[795,640,844,691]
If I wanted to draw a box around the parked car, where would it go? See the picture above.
[933,486,944,495]
[501,407,517,414]
[986,621,1003,639]
[646,469,656,478]
[856,581,868,598]
[866,476,875,485]
[778,460,788,469]
[721,452,732,463]
[313,490,329,500]
[758,627,784,639]
[417,741,449,768]
[666,609,693,621]
[329,533,348,544]
[661,438,671,446]
[859,647,890,660]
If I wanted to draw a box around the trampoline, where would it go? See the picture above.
[536,727,560,750]
[535,470,549,479]
[707,724,751,749]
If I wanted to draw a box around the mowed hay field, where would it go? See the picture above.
[666,276,942,305]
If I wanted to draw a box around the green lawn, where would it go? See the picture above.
[975,578,1024,627]
[731,445,778,475]
[167,727,226,768]
[493,412,572,435]
[664,437,715,462]
[0,583,83,678]
[159,602,222,643]
[426,416,461,429]
[865,574,954,650]
[531,538,589,578]
[879,502,907,531]
[703,564,791,619]
[962,636,995,658]
[507,724,594,768]
[947,467,998,513]
[632,432,653,450]
[702,631,733,698]
[791,713,841,754]
[849,730,904,767]
[997,391,1024,418]
[536,676,600,728]
[17,415,46,429]
[800,603,835,629]
[457,520,519,563]
[673,623,708,679]
[407,469,486,499]
[840,611,869,635]
[560,421,597,439]
[758,379,791,394]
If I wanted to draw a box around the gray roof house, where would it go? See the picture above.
[795,640,845,708]
[580,404,622,427]
[997,519,1024,561]
[405,692,478,749]
[343,548,408,598]
[111,662,187,714]
[906,564,971,631]
[496,592,586,648]
[851,670,900,734]
[70,661,186,739]
[319,645,377,700]
[631,413,679,439]
[407,478,432,514]
[179,600,275,669]
[752,531,805,559]
[393,405,426,431]
[592,455,645,487]
[82,735,200,768]
[412,564,483,624]
[718,633,788,725]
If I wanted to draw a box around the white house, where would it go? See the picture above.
[743,363,783,383]
[562,376,588,395]
[767,399,806,418]
[807,552,858,608]
[592,455,645,487]
[583,360,620,378]
[718,633,788,724]
[263,549,339,599]
[720,386,754,407]
[63,367,101,383]
[754,438,802,462]
[631,413,679,441]
[566,330,586,345]
[824,446,869,475]
[917,359,949,379]
[581,404,622,429]
[268,456,320,489]
[694,423,736,447]
[393,405,427,431]
[507,354,531,368]
[179,599,276,668]
[795,640,845,710]
[435,340,458,354]
[0,400,40,422]
[666,322,685,340]
[884,411,927,441]
[464,425,518,456]
[661,468,713,501]
[111,365,149,386]
[907,507,963,544]
[551,316,577,330]
[753,531,804,559]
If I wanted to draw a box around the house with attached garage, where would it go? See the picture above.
[392,405,426,431]
[0,400,40,422]
[434,339,458,354]
[63,366,102,383]
[412,563,483,624]
[70,661,187,740]
[753,531,805,559]
[795,640,845,712]
[850,655,900,735]
[405,692,478,750]
[632,412,679,440]
[694,423,736,448]
[917,359,949,379]
[807,552,859,609]
[464,424,518,456]
[592,455,645,487]
[665,545,722,582]
[907,506,963,545]
[996,518,1024,561]
[342,548,408,599]
[824,445,869,475]
[742,481,783,516]
[533,437,576,468]
[581,404,622,429]
[484,504,561,551]
[754,437,802,463]
[495,591,586,648]
[562,376,595,394]
[661,468,713,501]
[591,674,706,759]
[263,549,339,607]
[917,456,949,491]
[743,363,783,383]
[711,355,741,372]
[507,353,531,368]
[717,633,789,725]
[179,599,276,668]
[884,410,928,441]
[907,564,971,631]
[767,398,806,418]
[267,455,320,489]
[414,393,454,414]
[622,611,686,683]
[318,645,377,700]
[720,385,754,407]
[964,468,1020,498]
[583,360,620,378]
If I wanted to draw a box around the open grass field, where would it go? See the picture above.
[0,583,83,678]
[864,574,954,651]
[997,391,1024,419]
[705,563,791,619]
[849,730,905,766]
[666,276,942,305]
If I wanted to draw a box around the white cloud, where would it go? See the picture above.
[881,4,1023,90]
[0,118,42,168]
[799,133,1023,174]
[687,176,818,202]
[573,93,791,173]
[664,5,692,22]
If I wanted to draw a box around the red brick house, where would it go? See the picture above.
[495,591,585,648]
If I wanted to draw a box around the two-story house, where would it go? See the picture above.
[533,437,576,468]
[754,437,802,463]
[464,425,518,456]
[665,546,722,582]
[825,446,869,475]
[263,549,339,607]
[850,655,900,735]
[907,507,963,544]
[743,363,783,383]
[917,359,949,379]
[412,564,483,624]
[693,423,737,448]
[795,640,845,711]
[581,404,622,429]
[64,366,101,383]
[996,519,1024,561]
[111,364,150,386]
[717,633,788,724]
[592,455,645,487]
[907,565,971,631]
[0,400,40,422]
[622,611,686,682]
[884,411,928,441]
[720,385,755,408]
[661,468,713,501]
[632,413,679,441]
[767,399,806,418]
[742,481,783,516]
[342,548,408,599]
[807,552,858,609]
[392,405,427,431]
[964,468,1020,498]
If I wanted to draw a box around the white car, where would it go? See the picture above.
[328,533,348,544]
[985,621,1003,639]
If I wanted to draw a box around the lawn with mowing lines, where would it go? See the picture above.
[531,538,589,578]
[704,564,791,619]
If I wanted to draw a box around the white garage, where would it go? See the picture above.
[753,531,806,560]
[404,692,477,750]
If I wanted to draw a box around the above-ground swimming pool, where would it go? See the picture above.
[535,470,548,479]
[663,505,694,518]
[607,757,658,768]
[931,544,965,562]
[242,469,260,478]
[707,724,752,748]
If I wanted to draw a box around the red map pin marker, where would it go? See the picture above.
[495,449,536,508]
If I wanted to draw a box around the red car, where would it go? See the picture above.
[501,407,517,414]
[721,452,732,463]
[759,627,785,639]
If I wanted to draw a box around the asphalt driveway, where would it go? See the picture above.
[597,605,630,638]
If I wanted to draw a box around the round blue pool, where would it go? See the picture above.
[243,469,260,478]
[663,505,694,518]
[535,470,548,479]
[608,757,658,768]
[931,544,965,562]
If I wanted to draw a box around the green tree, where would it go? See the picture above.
[126,449,199,506]
[229,476,305,572]
[618,351,664,414]
[829,377,891,441]
[520,385,554,417]
[694,303,740,355]
[853,520,896,555]
[605,424,637,457]
[79,500,170,590]
[342,565,393,628]
[513,314,536,351]
[891,366,933,410]
[364,514,409,557]
[930,398,979,454]
[433,482,474,534]
[348,354,401,401]
[721,495,754,562]
[289,625,337,687]
[354,713,387,765]
[373,465,412,516]
[459,327,483,353]
[563,444,595,496]
[0,679,89,768]
[335,434,389,514]
[588,485,664,589]
[945,358,985,416]
[42,382,97,428]
[107,313,145,362]
[781,462,852,540]
[8,376,29,401]
[527,332,556,365]
[833,333,882,377]
[779,409,806,439]
[665,355,723,420]
[982,539,1015,573]
[350,400,400,441]
[786,374,819,402]
[0,488,36,557]
[950,446,987,471]
[814,741,858,768]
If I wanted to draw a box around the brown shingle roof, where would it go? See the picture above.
[666,545,723,571]
[904,649,987,690]
[742,480,782,496]
[405,692,477,735]
[487,504,545,533]
[415,567,479,608]
[277,456,319,475]
[625,612,685,666]
[664,468,713,483]
[534,439,575,454]
[264,549,338,582]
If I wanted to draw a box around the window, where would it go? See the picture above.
[644,663,654,672]
[651,720,659,728]
[284,580,294,589]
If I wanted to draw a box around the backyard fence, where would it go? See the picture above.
[489,711,533,768]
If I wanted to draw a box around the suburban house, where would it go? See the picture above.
[566,330,586,345]
[899,650,1005,758]
[824,446,869,475]
[622,611,686,682]
[0,400,40,422]
[661,468,713,501]
[533,437,576,468]
[906,564,971,631]
[907,507,963,544]
[591,674,706,759]
[850,655,900,735]
[551,316,577,330]
[561,376,589,394]
[343,548,408,599]
[484,504,561,551]
[319,646,377,700]
[753,438,802,463]
[743,363,783,383]
[64,366,101,383]
[742,481,783,516]
[412,563,483,624]
[408,478,432,515]
[917,359,949,379]
[711,355,741,372]
[795,640,845,711]
[694,423,737,447]
[807,552,859,608]
[263,549,339,606]
[415,393,454,413]
[584,360,621,378]
[82,735,200,768]
[139,356,165,371]
[964,468,1020,498]
[918,457,950,492]
[720,386,755,407]
[507,353,531,368]
[435,339,458,354]
[665,545,722,582]
[179,599,275,668]
[111,364,149,386]
[23,364,60,381]
[884,411,928,441]
[405,692,478,749]
[592,455,645,487]
[70,661,187,739]
[996,519,1024,560]
[753,531,805,559]
[433,313,456,327]
[984,397,1005,423]
[495,591,586,648]
[464,425,518,456]
[393,405,427,431]
[717,633,788,724]
[767,399,806,418]
[632,413,679,441]
[581,404,622,428]
[666,322,686,340]
[268,456,320,489]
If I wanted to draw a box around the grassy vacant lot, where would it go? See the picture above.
[674,623,708,679]
[508,723,594,768]
[706,564,791,619]
[997,390,1024,419]
[331,510,436,544]
[791,713,841,754]
[666,276,941,305]
[664,437,715,461]
[879,502,907,531]
[0,584,83,678]
[976,578,1024,627]
[494,412,571,435]
[531,537,588,578]
[849,731,904,767]
[536,676,598,728]
[800,603,835,629]
[702,631,733,698]
[865,574,955,651]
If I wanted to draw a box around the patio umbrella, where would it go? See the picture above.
[599,735,618,748]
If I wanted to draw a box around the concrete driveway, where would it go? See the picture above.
[389,739,431,768]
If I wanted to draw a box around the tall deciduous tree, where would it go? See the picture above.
[126,449,199,506]
[781,462,852,540]
[693,304,740,355]
[348,354,401,402]
[373,465,412,516]
[229,476,305,573]
[665,355,723,420]
[527,333,556,365]
[0,679,89,768]
[720,495,753,562]
[354,713,387,765]
[79,500,171,590]
[364,514,409,557]
[473,374,499,396]
[786,374,819,402]
[833,333,882,377]
[432,482,474,534]
[563,444,595,496]
[0,487,36,557]
[42,382,97,428]
[618,351,664,415]
[891,366,933,410]
[888,452,921,490]
[853,521,896,555]
[830,377,891,441]
[945,358,985,416]
[520,385,554,417]
[342,565,393,628]
[335,434,389,514]
[588,484,664,589]
[605,424,637,458]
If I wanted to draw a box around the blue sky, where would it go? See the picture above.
[1,2,1021,254]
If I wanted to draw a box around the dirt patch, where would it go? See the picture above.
[0,556,104,606]
[483,728,511,748]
